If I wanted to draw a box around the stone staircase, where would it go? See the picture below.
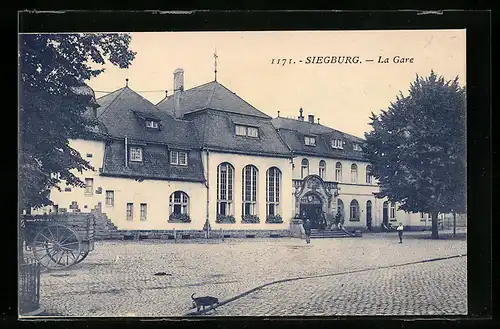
[310,228,362,239]
[90,207,119,240]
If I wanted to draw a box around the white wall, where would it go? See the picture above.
[292,155,376,185]
[38,139,207,230]
[207,151,293,230]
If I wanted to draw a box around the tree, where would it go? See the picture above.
[19,33,136,211]
[363,71,466,239]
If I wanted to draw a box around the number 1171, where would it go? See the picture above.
[271,58,293,66]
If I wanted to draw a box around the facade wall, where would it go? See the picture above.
[292,155,376,185]
[290,155,421,229]
[32,140,461,232]
[206,151,293,230]
[35,139,207,231]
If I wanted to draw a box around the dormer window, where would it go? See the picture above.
[353,143,363,151]
[129,147,143,162]
[331,139,343,149]
[146,120,159,129]
[304,136,316,146]
[236,125,259,138]
[170,150,188,166]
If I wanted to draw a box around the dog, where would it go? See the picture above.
[191,293,219,312]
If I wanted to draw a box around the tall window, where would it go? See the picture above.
[351,164,358,183]
[301,159,309,179]
[129,147,143,162]
[366,165,373,184]
[353,143,362,151]
[319,160,326,179]
[242,165,258,216]
[390,202,396,220]
[140,203,147,220]
[335,162,342,182]
[126,203,133,220]
[350,199,360,220]
[266,167,281,216]
[169,191,189,215]
[217,163,234,215]
[84,178,94,195]
[105,190,114,206]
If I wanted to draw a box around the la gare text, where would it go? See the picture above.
[270,56,414,66]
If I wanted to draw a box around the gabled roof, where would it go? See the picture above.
[101,141,205,182]
[271,117,367,161]
[156,81,271,119]
[186,110,291,158]
[94,86,200,149]
[91,86,205,182]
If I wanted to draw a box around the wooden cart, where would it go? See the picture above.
[21,214,96,270]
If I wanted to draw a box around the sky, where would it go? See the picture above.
[87,30,466,138]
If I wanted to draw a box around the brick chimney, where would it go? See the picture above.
[173,68,184,119]
[298,107,304,121]
[308,114,315,124]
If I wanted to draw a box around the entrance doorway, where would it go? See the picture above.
[299,193,324,229]
[366,200,372,231]
[382,201,389,226]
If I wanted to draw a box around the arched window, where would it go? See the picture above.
[366,165,372,184]
[242,165,258,216]
[266,167,281,216]
[390,202,396,221]
[319,160,326,179]
[335,162,342,182]
[217,162,234,215]
[350,199,360,220]
[301,159,309,179]
[169,191,189,215]
[351,163,358,183]
[337,199,344,220]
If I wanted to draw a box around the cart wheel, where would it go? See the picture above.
[74,250,89,264]
[32,224,81,270]
[52,249,89,266]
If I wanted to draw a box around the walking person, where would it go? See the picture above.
[396,222,404,243]
[301,211,312,244]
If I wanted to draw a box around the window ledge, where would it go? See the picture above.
[168,219,192,223]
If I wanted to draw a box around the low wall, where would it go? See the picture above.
[96,229,291,241]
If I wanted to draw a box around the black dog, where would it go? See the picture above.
[191,293,219,312]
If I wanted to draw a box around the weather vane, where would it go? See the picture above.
[214,48,218,81]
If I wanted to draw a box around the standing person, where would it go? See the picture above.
[301,211,312,244]
[396,222,404,243]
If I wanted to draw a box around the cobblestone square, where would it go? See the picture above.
[35,232,467,317]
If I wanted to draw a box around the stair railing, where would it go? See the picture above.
[338,223,356,237]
